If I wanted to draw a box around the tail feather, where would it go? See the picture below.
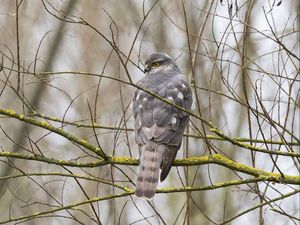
[135,142,164,199]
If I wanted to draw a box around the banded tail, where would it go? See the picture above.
[135,142,165,199]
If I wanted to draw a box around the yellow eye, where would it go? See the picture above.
[152,62,160,67]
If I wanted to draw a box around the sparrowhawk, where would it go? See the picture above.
[133,53,193,199]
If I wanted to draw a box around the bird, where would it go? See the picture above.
[132,52,193,199]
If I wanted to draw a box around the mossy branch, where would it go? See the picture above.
[30,112,300,146]
[0,108,107,159]
[0,178,298,225]
[0,152,299,185]
[1,108,298,158]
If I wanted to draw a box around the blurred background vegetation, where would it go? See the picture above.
[0,0,299,224]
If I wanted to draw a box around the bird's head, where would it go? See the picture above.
[144,53,179,75]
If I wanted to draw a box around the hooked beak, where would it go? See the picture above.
[144,65,150,73]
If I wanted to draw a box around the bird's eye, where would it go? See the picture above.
[152,62,160,67]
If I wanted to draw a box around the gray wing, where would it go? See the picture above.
[133,74,192,181]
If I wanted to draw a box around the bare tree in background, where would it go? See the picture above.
[0,0,299,224]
